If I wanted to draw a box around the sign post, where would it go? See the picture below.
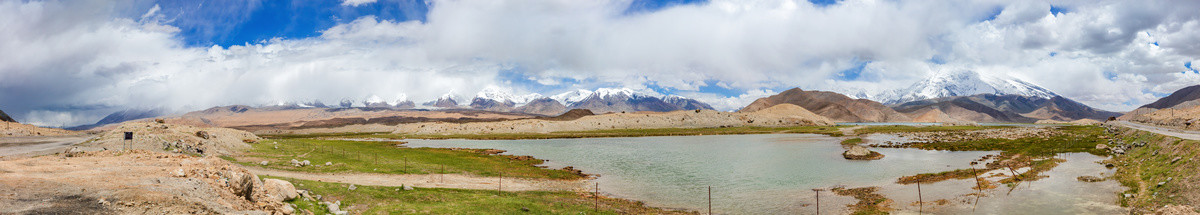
[123,132,133,150]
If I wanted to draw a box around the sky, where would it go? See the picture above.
[2,0,1199,127]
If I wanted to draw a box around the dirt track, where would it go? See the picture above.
[244,166,586,192]
[1114,121,1200,140]
[0,135,93,159]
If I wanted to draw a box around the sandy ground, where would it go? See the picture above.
[394,104,834,135]
[0,150,292,214]
[0,121,80,137]
[160,107,535,129]
[245,166,586,192]
[83,121,261,156]
[0,135,93,159]
[1118,104,1200,131]
[1113,121,1200,140]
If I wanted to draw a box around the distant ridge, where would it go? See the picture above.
[739,88,910,122]
[1140,85,1200,109]
[892,94,1120,123]
[0,109,15,123]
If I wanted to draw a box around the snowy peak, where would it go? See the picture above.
[591,87,659,100]
[551,89,593,105]
[888,70,1059,104]
[473,86,545,105]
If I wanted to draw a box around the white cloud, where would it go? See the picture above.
[3,0,1200,126]
[342,0,378,7]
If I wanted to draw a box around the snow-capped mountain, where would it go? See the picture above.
[473,87,545,105]
[363,95,389,107]
[551,89,593,106]
[866,70,1059,105]
[563,88,709,113]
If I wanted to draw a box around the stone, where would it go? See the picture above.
[842,146,884,160]
[1077,176,1104,182]
[1095,144,1108,150]
[228,171,259,201]
[279,204,295,215]
[260,161,269,166]
[348,184,357,191]
[301,160,311,167]
[323,201,348,215]
[172,169,187,177]
[403,185,413,191]
[195,130,213,139]
[1171,157,1182,163]
[325,162,333,166]
[263,179,298,202]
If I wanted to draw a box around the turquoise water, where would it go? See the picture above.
[403,134,1123,214]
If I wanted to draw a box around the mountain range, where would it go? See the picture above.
[849,70,1060,105]
[739,88,911,122]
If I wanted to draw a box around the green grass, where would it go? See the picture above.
[852,125,1005,135]
[1110,128,1200,212]
[903,126,1109,156]
[267,176,688,215]
[353,125,845,140]
[233,138,582,179]
[841,137,864,146]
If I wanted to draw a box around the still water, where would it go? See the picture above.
[404,134,1124,214]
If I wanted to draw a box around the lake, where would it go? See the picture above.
[404,134,1124,214]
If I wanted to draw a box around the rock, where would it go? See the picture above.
[1171,157,1182,163]
[1077,176,1105,182]
[172,169,187,177]
[228,171,259,201]
[403,185,413,191]
[263,179,298,202]
[842,146,884,160]
[260,161,269,166]
[325,162,333,166]
[63,147,84,157]
[301,160,311,167]
[195,130,213,139]
[1095,144,1108,150]
[348,184,357,191]
[279,204,295,215]
[324,201,348,215]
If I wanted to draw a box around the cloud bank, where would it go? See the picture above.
[1,0,1199,126]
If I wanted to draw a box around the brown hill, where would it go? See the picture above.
[397,105,832,135]
[1141,85,1200,109]
[513,98,569,116]
[0,109,14,123]
[893,94,1119,123]
[739,88,910,122]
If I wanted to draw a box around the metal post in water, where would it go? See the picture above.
[917,178,923,214]
[812,189,821,215]
[594,182,599,212]
[708,186,712,215]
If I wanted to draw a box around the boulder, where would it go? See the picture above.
[227,171,259,201]
[348,184,357,191]
[842,146,884,160]
[259,161,269,166]
[403,185,413,191]
[263,179,298,202]
[195,130,214,139]
[1095,144,1108,150]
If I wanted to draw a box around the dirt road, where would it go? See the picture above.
[1113,121,1200,140]
[0,135,93,158]
[243,166,586,192]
